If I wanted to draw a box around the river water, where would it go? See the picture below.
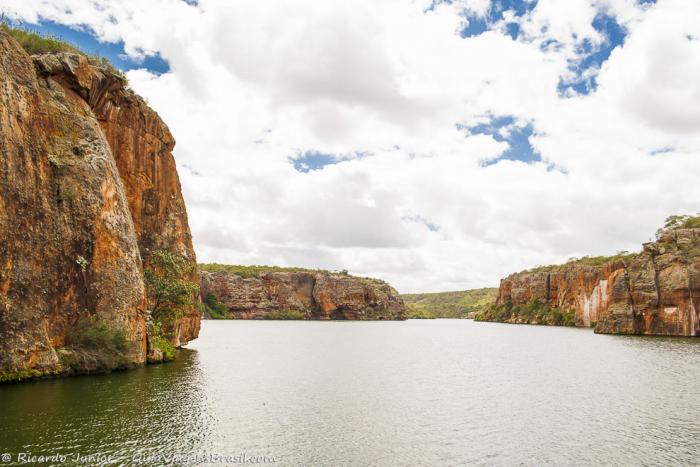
[1,320,699,466]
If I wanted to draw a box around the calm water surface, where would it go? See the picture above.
[1,320,699,466]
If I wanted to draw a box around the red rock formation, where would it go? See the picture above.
[33,52,200,346]
[0,30,199,381]
[496,262,621,327]
[494,228,700,336]
[200,269,406,320]
[0,31,146,378]
[597,229,700,336]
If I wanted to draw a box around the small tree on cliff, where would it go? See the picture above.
[144,249,199,326]
[656,214,700,239]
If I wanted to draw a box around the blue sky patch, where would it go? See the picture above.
[558,13,626,96]
[650,147,674,156]
[432,1,634,96]
[460,16,489,38]
[403,215,440,232]
[289,151,368,173]
[290,151,338,173]
[459,0,537,39]
[463,115,540,165]
[16,20,170,74]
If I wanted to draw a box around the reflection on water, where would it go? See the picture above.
[1,350,213,464]
[1,320,699,465]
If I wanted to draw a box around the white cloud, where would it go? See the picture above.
[520,0,602,54]
[2,0,699,292]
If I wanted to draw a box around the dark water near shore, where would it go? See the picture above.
[1,320,699,466]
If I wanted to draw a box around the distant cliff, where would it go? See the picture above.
[0,28,199,382]
[479,218,700,337]
[200,265,406,320]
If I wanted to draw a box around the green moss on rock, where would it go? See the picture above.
[475,299,576,327]
[148,335,176,363]
[264,310,306,320]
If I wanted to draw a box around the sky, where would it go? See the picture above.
[1,0,699,293]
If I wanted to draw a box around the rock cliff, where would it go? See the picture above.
[0,29,199,382]
[487,225,700,336]
[200,268,406,320]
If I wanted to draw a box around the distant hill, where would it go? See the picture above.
[401,288,498,319]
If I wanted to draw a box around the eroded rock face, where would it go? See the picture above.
[0,32,146,377]
[33,51,200,346]
[595,229,700,336]
[495,229,700,336]
[0,31,199,381]
[200,270,406,320]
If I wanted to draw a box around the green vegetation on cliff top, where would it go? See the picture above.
[198,264,386,285]
[401,288,498,319]
[656,214,700,237]
[200,263,336,277]
[0,22,125,79]
[524,214,700,274]
[524,252,637,273]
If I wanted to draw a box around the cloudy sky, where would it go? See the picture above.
[2,0,699,292]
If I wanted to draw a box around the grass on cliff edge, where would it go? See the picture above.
[0,23,125,79]
[525,252,637,273]
[656,214,700,237]
[401,288,498,319]
[199,263,336,277]
[198,264,387,287]
[525,214,700,274]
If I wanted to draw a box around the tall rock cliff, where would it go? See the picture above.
[200,268,406,320]
[33,50,200,346]
[490,226,700,336]
[0,29,199,381]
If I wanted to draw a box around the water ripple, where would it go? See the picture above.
[1,320,699,466]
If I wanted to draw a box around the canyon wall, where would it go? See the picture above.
[34,51,201,346]
[492,228,700,336]
[200,269,406,320]
[0,30,199,381]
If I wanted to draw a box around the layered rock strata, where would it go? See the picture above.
[493,228,700,336]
